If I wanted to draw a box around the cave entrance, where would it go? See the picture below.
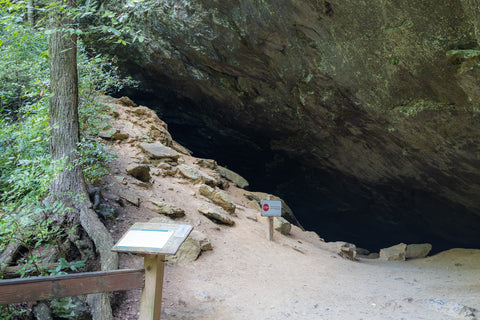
[121,93,479,255]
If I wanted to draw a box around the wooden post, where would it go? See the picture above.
[267,216,274,241]
[267,194,273,241]
[139,254,165,320]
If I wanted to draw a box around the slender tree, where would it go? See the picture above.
[48,1,118,318]
[48,0,83,212]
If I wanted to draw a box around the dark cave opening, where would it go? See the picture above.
[121,91,480,255]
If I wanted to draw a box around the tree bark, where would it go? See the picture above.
[48,1,118,319]
[27,0,35,26]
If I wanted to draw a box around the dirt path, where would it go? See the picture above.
[100,97,479,320]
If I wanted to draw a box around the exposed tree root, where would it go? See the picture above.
[0,241,22,275]
[78,199,118,320]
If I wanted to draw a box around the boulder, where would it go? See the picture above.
[273,217,291,235]
[199,185,236,214]
[406,243,432,259]
[177,164,218,185]
[198,204,235,226]
[195,158,218,169]
[117,189,140,206]
[98,128,129,140]
[32,302,53,320]
[148,201,185,219]
[165,236,201,264]
[126,164,151,182]
[138,142,180,160]
[380,243,407,261]
[331,242,357,261]
[190,230,213,251]
[216,165,249,189]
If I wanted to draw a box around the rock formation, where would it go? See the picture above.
[89,1,480,249]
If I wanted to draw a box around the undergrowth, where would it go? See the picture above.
[0,5,136,318]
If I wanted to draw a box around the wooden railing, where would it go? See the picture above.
[0,221,193,320]
[0,268,145,305]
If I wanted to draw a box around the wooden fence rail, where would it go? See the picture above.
[0,268,145,305]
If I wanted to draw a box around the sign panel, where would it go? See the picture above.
[260,200,282,217]
[115,229,173,251]
[112,222,193,255]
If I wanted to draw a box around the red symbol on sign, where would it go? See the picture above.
[262,203,269,211]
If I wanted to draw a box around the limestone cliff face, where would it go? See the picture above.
[93,0,480,246]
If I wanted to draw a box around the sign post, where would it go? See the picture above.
[112,222,193,320]
[260,196,282,241]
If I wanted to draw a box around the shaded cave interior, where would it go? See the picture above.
[119,89,480,255]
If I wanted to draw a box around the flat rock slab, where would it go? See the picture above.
[178,164,218,186]
[138,142,180,160]
[198,204,234,226]
[118,189,140,207]
[148,200,185,218]
[216,165,249,189]
[99,128,130,140]
[199,184,236,214]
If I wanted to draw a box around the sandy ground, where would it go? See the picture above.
[99,97,480,320]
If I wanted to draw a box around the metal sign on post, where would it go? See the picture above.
[260,200,282,217]
[112,222,193,320]
[261,197,282,241]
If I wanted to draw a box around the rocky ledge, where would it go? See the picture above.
[89,0,480,249]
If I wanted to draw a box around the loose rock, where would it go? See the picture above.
[195,158,217,169]
[117,189,140,207]
[216,165,249,189]
[273,217,291,235]
[126,164,151,182]
[199,185,236,214]
[165,236,201,264]
[138,142,180,160]
[406,243,432,259]
[177,164,218,185]
[380,243,407,261]
[190,230,213,251]
[198,204,235,226]
[99,128,129,140]
[148,201,185,218]
[332,242,357,261]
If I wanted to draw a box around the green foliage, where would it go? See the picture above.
[0,3,139,318]
[0,305,27,320]
[76,137,117,183]
[0,1,133,291]
[77,46,137,135]
[0,11,49,115]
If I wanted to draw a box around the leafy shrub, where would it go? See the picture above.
[0,11,49,116]
[0,2,134,277]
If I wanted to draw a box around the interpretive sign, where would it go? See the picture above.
[260,200,282,217]
[112,222,193,255]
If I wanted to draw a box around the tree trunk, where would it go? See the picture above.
[48,0,83,209]
[48,2,118,319]
[27,0,35,26]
